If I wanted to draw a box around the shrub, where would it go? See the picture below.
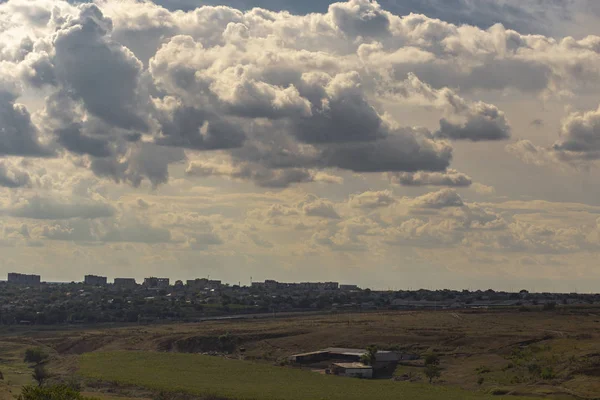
[360,345,378,366]
[217,332,237,353]
[32,365,49,387]
[527,363,541,376]
[489,388,510,396]
[541,367,555,380]
[424,364,441,383]
[18,385,83,400]
[543,302,557,311]
[424,353,440,366]
[477,377,484,386]
[502,363,514,371]
[24,348,49,365]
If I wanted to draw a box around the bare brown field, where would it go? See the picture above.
[2,308,600,399]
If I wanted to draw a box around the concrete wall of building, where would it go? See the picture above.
[344,368,373,379]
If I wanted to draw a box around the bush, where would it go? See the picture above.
[543,302,557,311]
[24,348,49,365]
[527,363,541,376]
[32,365,49,387]
[423,364,441,383]
[18,385,84,400]
[541,367,555,380]
[360,345,378,366]
[217,332,237,353]
[424,353,440,366]
[502,363,514,371]
[477,377,484,386]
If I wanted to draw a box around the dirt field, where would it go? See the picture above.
[1,308,600,399]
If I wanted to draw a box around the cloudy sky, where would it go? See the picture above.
[4,0,600,291]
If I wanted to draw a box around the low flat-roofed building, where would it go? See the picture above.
[290,347,400,365]
[330,362,373,379]
[288,350,331,363]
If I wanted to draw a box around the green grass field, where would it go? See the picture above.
[79,351,534,400]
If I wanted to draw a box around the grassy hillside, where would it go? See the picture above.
[79,351,533,400]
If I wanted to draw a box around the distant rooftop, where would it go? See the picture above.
[332,362,372,369]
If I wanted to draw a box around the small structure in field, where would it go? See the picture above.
[289,347,402,365]
[330,362,373,379]
[290,347,413,378]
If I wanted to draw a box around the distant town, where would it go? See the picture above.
[2,272,600,326]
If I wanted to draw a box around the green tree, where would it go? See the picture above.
[32,365,49,387]
[360,345,378,365]
[24,348,49,365]
[424,364,442,383]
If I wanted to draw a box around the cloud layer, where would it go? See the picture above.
[2,0,600,290]
[0,0,539,189]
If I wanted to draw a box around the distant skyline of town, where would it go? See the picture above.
[3,272,595,294]
[4,272,360,290]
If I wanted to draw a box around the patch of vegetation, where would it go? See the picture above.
[541,367,555,380]
[359,345,378,366]
[32,365,49,387]
[488,388,510,396]
[475,366,491,374]
[24,348,49,365]
[18,385,94,400]
[80,351,537,400]
[217,332,237,353]
[424,365,442,384]
[424,353,440,366]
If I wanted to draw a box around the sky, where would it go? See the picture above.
[4,1,600,291]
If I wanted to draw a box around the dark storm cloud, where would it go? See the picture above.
[321,131,452,172]
[288,77,385,144]
[155,106,246,150]
[55,123,113,158]
[435,105,511,142]
[0,90,53,157]
[91,143,185,187]
[53,4,148,131]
